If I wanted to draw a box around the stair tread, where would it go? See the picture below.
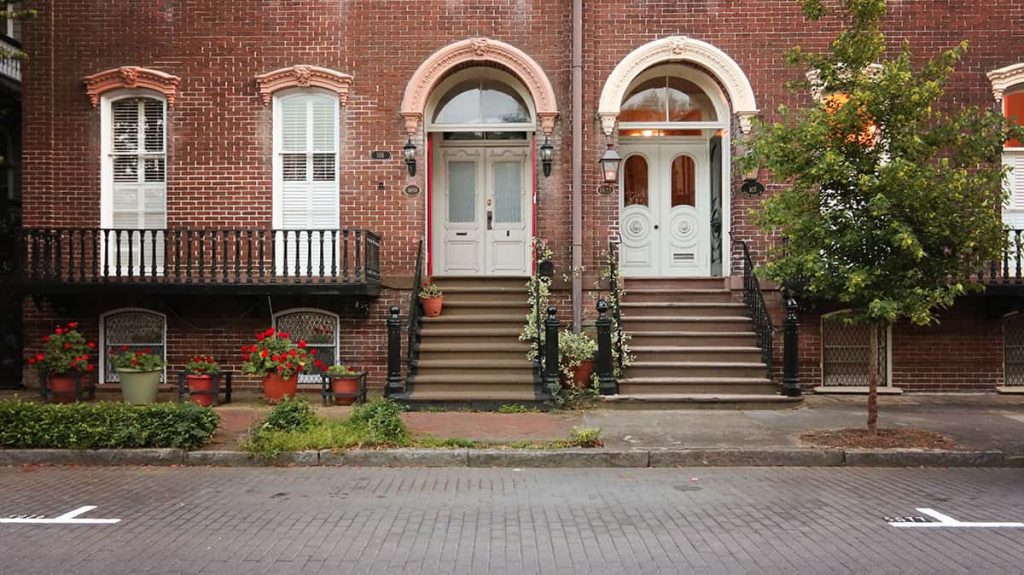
[422,315,524,322]
[413,374,535,383]
[437,286,528,292]
[625,288,731,294]
[621,302,744,307]
[622,316,751,321]
[444,301,529,307]
[631,346,762,352]
[406,390,538,401]
[419,343,531,351]
[619,377,773,384]
[630,361,767,367]
[415,359,532,368]
[602,394,797,402]
[629,331,757,336]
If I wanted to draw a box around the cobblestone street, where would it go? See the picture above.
[1,466,1022,574]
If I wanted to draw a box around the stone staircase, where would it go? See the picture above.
[616,277,782,401]
[407,276,535,403]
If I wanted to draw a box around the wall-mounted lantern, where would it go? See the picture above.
[539,137,554,178]
[599,144,621,184]
[403,138,417,177]
[737,144,765,196]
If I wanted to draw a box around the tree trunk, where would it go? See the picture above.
[866,322,881,434]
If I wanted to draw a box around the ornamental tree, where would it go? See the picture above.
[747,0,1024,431]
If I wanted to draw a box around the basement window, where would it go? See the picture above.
[273,308,339,383]
[100,308,167,384]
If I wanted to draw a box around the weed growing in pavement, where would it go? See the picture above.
[498,403,534,413]
[569,426,603,448]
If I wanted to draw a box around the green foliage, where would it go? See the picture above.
[262,396,317,432]
[29,323,96,375]
[184,355,220,375]
[418,283,443,299]
[0,400,219,450]
[747,0,1024,328]
[325,364,358,377]
[498,403,531,414]
[569,426,603,448]
[558,330,597,381]
[241,328,315,378]
[0,3,36,61]
[110,348,164,372]
[349,397,409,445]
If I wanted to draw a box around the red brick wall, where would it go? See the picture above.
[18,1,1024,391]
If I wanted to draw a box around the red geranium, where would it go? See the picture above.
[241,328,313,379]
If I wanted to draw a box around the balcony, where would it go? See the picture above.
[979,228,1024,294]
[0,37,19,84]
[18,227,381,296]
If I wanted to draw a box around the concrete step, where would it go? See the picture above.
[404,389,538,402]
[618,377,777,395]
[415,359,532,370]
[627,331,760,347]
[623,277,727,290]
[621,316,753,332]
[431,276,529,289]
[413,372,535,385]
[421,315,525,330]
[625,361,768,379]
[599,394,802,410]
[624,289,735,303]
[630,346,764,363]
[620,302,747,317]
[418,342,530,363]
[417,328,524,345]
[441,301,530,315]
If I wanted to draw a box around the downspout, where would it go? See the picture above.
[571,0,583,331]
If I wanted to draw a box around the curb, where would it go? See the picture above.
[1,447,1021,468]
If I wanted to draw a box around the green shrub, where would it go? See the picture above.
[569,426,603,448]
[262,396,317,432]
[0,400,219,450]
[350,397,409,446]
[498,403,529,414]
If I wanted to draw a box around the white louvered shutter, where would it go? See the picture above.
[276,92,339,275]
[110,97,166,274]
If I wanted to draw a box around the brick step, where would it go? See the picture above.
[620,302,747,317]
[431,276,529,289]
[440,301,530,315]
[617,377,777,395]
[623,277,727,290]
[621,316,753,332]
[624,289,735,303]
[625,361,768,379]
[626,331,760,347]
[630,346,764,363]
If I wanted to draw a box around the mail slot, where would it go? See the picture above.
[455,232,468,236]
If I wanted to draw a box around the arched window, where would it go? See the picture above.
[273,308,339,383]
[426,68,536,137]
[621,76,717,123]
[100,308,167,383]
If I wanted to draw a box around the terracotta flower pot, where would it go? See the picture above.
[421,296,443,317]
[571,359,594,389]
[47,372,79,404]
[118,368,161,405]
[186,374,214,407]
[329,376,360,406]
[262,373,298,402]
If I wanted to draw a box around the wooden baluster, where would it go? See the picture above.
[355,230,363,283]
[342,229,349,283]
[318,229,325,280]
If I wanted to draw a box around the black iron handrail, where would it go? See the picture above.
[406,239,424,387]
[740,240,774,377]
[19,227,381,287]
[607,240,624,375]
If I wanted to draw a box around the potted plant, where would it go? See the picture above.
[419,282,444,317]
[324,364,360,406]
[110,347,164,405]
[26,322,96,403]
[241,327,314,402]
[558,330,597,388]
[183,355,221,407]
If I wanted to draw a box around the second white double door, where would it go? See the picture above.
[433,145,530,275]
[620,141,711,277]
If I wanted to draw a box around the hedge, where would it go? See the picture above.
[0,400,220,450]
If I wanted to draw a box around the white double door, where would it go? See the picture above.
[433,145,530,275]
[620,141,710,277]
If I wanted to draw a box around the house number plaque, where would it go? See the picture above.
[404,185,421,197]
[370,151,392,160]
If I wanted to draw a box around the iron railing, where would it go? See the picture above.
[19,227,381,292]
[607,240,624,375]
[979,228,1024,286]
[740,240,774,377]
[405,239,424,387]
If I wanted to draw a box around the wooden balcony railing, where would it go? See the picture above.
[19,227,381,295]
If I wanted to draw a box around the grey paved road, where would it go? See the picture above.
[1,466,1022,574]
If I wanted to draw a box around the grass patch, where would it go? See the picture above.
[498,403,534,414]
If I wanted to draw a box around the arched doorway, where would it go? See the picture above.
[599,36,758,278]
[617,64,728,277]
[427,68,536,275]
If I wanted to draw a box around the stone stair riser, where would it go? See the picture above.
[627,364,768,379]
[618,382,779,395]
[624,278,728,290]
[432,277,529,289]
[631,349,764,363]
[622,318,752,332]
[627,333,759,347]
[621,304,747,317]
[625,291,735,303]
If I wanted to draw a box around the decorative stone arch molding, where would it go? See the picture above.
[987,63,1024,103]
[400,37,559,136]
[255,65,354,105]
[84,66,181,107]
[598,36,758,135]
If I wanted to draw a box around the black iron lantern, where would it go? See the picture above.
[599,144,622,184]
[403,138,417,177]
[539,137,554,178]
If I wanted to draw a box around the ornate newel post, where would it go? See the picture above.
[595,299,618,395]
[781,298,802,397]
[386,305,404,396]
[543,306,561,394]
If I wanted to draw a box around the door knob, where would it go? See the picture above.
[654,225,659,230]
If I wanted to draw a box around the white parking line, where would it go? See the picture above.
[889,508,1024,528]
[0,505,120,525]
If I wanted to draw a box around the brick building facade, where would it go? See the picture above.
[11,1,1024,398]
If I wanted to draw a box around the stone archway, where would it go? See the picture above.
[598,36,758,135]
[400,37,558,136]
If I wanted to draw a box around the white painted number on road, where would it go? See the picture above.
[888,508,1024,528]
[1,505,120,525]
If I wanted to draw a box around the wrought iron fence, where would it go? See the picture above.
[19,227,381,287]
[740,240,774,377]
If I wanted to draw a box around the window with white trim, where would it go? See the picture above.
[272,309,339,383]
[273,90,339,274]
[100,309,167,383]
[1002,89,1024,228]
[102,93,167,273]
